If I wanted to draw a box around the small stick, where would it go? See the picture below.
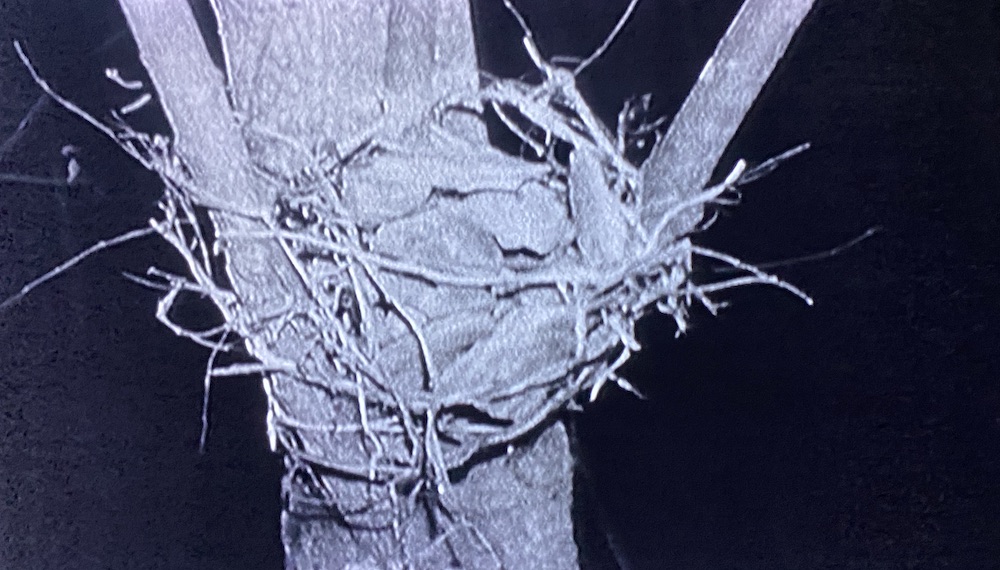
[357,261,436,391]
[119,92,152,115]
[121,271,172,292]
[354,368,386,481]
[737,142,811,185]
[0,173,72,187]
[0,226,157,314]
[14,41,148,168]
[104,67,144,90]
[207,0,239,111]
[711,226,882,273]
[644,161,746,249]
[167,188,212,277]
[589,346,633,402]
[199,328,232,453]
[501,0,548,75]
[210,362,296,377]
[574,0,643,75]
[691,244,813,303]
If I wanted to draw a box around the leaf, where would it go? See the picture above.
[375,304,498,399]
[438,182,574,257]
[435,304,577,399]
[340,120,553,226]
[372,206,504,272]
[569,146,631,267]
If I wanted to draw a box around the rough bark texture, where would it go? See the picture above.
[283,422,576,570]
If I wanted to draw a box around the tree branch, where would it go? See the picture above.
[640,0,817,236]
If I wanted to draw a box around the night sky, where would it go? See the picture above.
[2,1,999,569]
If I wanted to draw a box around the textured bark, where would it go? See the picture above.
[283,421,577,570]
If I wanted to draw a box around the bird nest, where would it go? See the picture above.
[138,73,808,530]
[6,5,812,535]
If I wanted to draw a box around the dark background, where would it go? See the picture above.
[2,1,998,568]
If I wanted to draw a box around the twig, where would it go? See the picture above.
[121,271,172,292]
[0,173,71,187]
[711,226,882,273]
[646,160,746,247]
[574,0,642,75]
[211,362,296,377]
[501,0,547,74]
[207,0,239,112]
[356,261,437,392]
[119,92,152,115]
[104,67,144,90]
[0,226,157,314]
[200,328,232,453]
[737,142,811,185]
[691,244,813,305]
[354,368,386,481]
[13,41,148,168]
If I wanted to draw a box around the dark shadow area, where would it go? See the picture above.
[1,1,283,569]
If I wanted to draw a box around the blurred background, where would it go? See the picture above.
[1,1,998,568]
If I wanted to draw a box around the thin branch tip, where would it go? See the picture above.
[0,226,157,314]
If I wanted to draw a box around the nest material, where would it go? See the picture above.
[132,65,809,529]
